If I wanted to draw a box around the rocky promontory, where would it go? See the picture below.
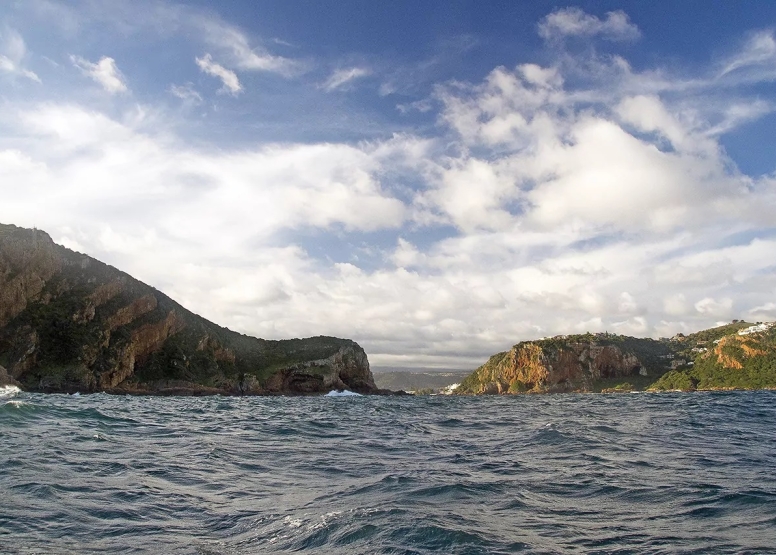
[0,223,378,395]
[457,321,776,394]
[456,334,658,394]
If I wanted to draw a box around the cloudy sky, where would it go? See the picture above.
[1,1,775,369]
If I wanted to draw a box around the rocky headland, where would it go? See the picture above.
[456,321,776,394]
[0,223,379,395]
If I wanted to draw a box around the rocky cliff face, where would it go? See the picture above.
[457,335,647,394]
[0,223,377,395]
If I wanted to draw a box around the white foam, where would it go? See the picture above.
[283,516,303,528]
[0,385,21,398]
[324,390,362,397]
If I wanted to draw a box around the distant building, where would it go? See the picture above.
[738,322,775,336]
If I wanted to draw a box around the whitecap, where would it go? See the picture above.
[0,385,21,399]
[324,390,362,397]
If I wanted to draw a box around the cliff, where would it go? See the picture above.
[0,223,377,395]
[456,333,661,394]
[458,323,776,394]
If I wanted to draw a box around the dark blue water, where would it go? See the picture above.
[2,387,776,554]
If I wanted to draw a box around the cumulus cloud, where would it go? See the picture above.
[539,8,641,40]
[320,67,371,91]
[70,55,127,93]
[195,54,241,95]
[2,87,774,367]
[0,28,41,82]
[538,7,640,42]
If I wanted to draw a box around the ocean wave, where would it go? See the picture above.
[1,384,21,398]
[1,391,775,553]
[325,390,362,397]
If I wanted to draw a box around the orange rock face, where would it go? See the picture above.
[460,339,644,394]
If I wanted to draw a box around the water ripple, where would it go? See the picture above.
[2,391,776,553]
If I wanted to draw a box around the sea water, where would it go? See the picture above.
[1,387,775,554]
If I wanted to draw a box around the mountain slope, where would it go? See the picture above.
[457,324,776,394]
[650,322,776,391]
[0,223,376,395]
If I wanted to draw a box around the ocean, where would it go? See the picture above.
[2,386,775,554]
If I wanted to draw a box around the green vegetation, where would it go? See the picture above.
[679,321,753,345]
[650,325,776,391]
[457,350,510,394]
[508,380,528,393]
[650,370,697,391]
[593,373,664,393]
[668,321,755,361]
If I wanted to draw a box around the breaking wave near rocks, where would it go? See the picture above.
[2,391,776,554]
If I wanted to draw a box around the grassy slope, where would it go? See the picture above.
[651,323,776,391]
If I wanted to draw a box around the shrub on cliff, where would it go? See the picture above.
[649,370,696,391]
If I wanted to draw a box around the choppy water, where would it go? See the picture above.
[2,386,776,554]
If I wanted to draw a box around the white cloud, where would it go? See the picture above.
[195,54,241,95]
[195,16,304,76]
[1,102,408,246]
[70,55,127,93]
[749,302,776,319]
[664,294,689,317]
[320,67,371,92]
[18,1,303,78]
[391,238,424,268]
[169,82,203,105]
[0,28,41,82]
[616,95,690,149]
[720,30,776,77]
[695,297,734,318]
[2,91,775,367]
[538,7,641,42]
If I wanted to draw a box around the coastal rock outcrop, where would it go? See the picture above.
[458,320,776,394]
[456,335,646,394]
[0,223,377,395]
[0,364,21,388]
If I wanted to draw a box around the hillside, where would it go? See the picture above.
[650,322,776,391]
[0,223,377,395]
[457,323,776,394]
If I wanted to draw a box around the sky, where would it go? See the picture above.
[1,1,776,370]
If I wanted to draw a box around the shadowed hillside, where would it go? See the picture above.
[0,223,377,395]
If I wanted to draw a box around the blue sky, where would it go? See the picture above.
[1,1,776,369]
